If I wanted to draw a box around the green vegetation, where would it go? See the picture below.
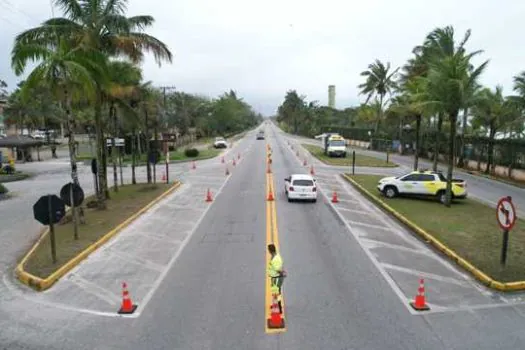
[0,183,8,194]
[4,0,261,212]
[302,144,397,167]
[24,183,171,278]
[277,25,525,204]
[347,174,525,282]
[0,171,30,182]
[77,148,220,164]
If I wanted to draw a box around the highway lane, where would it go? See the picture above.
[3,124,525,349]
[285,132,525,218]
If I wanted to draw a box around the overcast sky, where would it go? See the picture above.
[1,0,524,115]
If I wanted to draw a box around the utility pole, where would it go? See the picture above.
[159,86,176,184]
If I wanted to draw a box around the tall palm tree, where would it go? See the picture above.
[419,27,488,206]
[15,0,173,208]
[11,35,106,235]
[358,59,399,134]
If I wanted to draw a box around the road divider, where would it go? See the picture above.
[342,174,525,292]
[16,182,182,291]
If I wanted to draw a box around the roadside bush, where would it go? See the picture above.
[184,148,199,157]
[0,183,8,194]
[0,165,15,175]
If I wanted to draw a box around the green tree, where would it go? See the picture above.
[15,0,173,208]
[358,59,399,133]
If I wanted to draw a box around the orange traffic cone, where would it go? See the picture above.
[267,187,274,201]
[310,165,315,175]
[232,158,236,166]
[332,191,339,203]
[303,159,307,166]
[267,164,272,174]
[221,156,225,164]
[225,167,230,176]
[161,172,166,181]
[192,161,196,170]
[205,188,213,202]
[238,153,241,160]
[410,279,430,311]
[118,282,137,314]
[267,293,285,328]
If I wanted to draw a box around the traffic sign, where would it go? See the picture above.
[33,195,66,226]
[496,196,517,231]
[60,183,85,207]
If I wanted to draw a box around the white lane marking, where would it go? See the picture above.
[280,137,419,315]
[335,198,360,204]
[380,263,469,287]
[336,207,371,215]
[129,231,182,244]
[68,274,121,305]
[360,238,427,255]
[346,220,391,231]
[2,274,123,318]
[133,146,241,318]
[109,249,165,272]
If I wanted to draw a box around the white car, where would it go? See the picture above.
[213,137,228,149]
[284,174,318,202]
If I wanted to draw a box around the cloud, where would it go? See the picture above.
[1,0,525,115]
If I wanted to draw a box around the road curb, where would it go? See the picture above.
[342,173,525,292]
[15,181,182,291]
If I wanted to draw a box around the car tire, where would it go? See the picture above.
[437,191,448,204]
[383,186,398,199]
[287,196,292,202]
[312,198,317,203]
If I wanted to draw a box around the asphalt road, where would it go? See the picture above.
[288,133,525,218]
[3,124,525,349]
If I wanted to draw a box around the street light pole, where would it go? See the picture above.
[159,86,176,184]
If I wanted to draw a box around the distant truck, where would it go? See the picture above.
[317,133,347,157]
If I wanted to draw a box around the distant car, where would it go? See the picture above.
[284,174,318,202]
[377,170,467,204]
[256,131,265,140]
[213,137,228,149]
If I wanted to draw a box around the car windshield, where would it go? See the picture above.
[437,173,447,181]
[329,140,345,146]
[293,179,314,186]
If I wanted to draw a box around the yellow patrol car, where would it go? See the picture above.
[377,170,467,204]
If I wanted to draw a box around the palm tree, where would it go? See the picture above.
[11,35,106,235]
[471,86,514,174]
[418,27,488,206]
[15,0,173,208]
[358,59,399,134]
[104,60,142,192]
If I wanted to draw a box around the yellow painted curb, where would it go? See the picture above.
[15,182,182,291]
[342,174,525,292]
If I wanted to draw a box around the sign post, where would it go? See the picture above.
[33,195,66,263]
[164,141,169,184]
[496,196,517,266]
[352,150,356,175]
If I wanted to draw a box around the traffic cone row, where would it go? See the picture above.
[410,278,430,311]
[225,166,230,176]
[310,165,315,175]
[118,282,137,314]
[267,293,284,328]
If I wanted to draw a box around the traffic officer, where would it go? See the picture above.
[267,243,285,313]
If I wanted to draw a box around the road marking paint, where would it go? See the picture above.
[109,249,165,272]
[68,274,121,305]
[135,161,236,318]
[359,238,426,255]
[346,220,391,231]
[380,263,470,287]
[265,154,287,334]
[335,207,371,215]
[131,231,183,244]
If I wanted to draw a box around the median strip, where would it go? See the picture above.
[16,182,181,291]
[302,144,398,167]
[343,173,525,291]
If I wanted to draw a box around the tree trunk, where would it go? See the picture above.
[153,115,158,184]
[131,129,137,185]
[457,108,469,167]
[433,113,443,171]
[413,114,421,171]
[145,109,152,184]
[485,122,496,174]
[64,87,79,237]
[445,112,457,207]
[111,102,118,192]
[95,91,107,209]
[374,94,384,134]
[398,115,404,155]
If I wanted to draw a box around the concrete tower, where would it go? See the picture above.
[328,85,336,108]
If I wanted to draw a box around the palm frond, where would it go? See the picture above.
[127,15,154,31]
[53,0,83,20]
[11,43,54,75]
